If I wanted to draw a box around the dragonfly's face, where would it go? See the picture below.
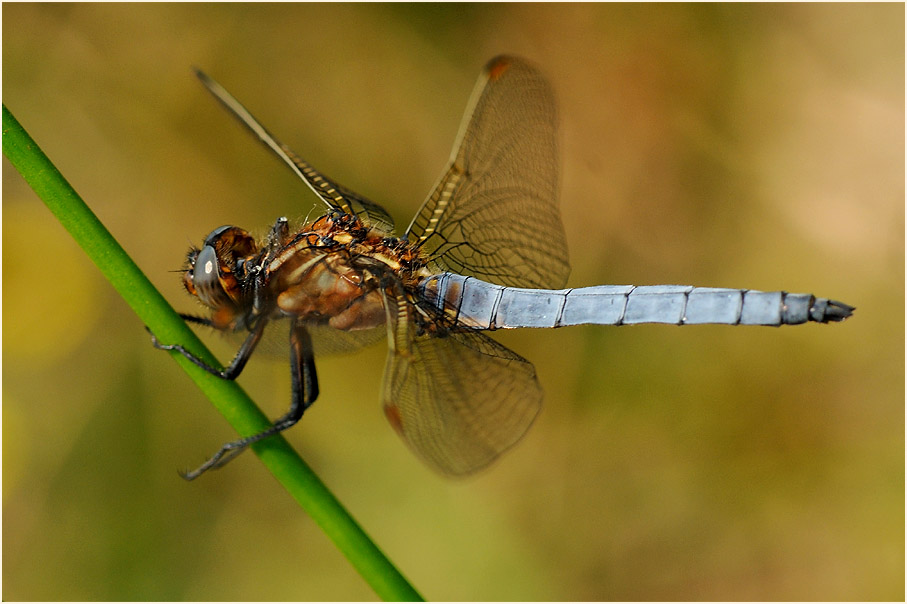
[183,225,259,327]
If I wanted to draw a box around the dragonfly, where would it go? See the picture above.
[152,55,854,480]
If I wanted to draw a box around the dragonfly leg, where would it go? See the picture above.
[178,313,217,327]
[148,318,266,380]
[180,322,318,480]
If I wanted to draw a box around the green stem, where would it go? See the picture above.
[2,104,423,602]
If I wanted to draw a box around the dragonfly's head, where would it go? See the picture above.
[183,225,259,324]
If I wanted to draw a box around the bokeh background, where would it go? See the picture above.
[3,3,902,601]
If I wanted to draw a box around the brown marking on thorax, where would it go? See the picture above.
[264,213,428,331]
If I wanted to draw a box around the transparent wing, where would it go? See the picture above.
[217,320,385,360]
[381,295,542,476]
[404,56,569,289]
[306,323,386,356]
[195,69,395,234]
[278,145,396,235]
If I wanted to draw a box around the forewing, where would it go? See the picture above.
[195,69,395,234]
[278,144,396,235]
[382,317,542,476]
[404,56,569,289]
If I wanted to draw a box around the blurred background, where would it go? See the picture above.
[3,4,902,601]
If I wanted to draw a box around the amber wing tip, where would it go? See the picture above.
[486,56,513,81]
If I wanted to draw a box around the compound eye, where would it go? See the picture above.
[203,225,236,247]
[192,245,223,306]
[194,245,218,284]
[203,225,256,260]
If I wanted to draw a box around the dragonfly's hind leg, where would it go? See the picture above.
[179,322,318,480]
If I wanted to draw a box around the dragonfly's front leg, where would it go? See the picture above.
[179,321,319,480]
[149,315,266,380]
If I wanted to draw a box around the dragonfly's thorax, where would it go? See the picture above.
[265,212,428,331]
[184,212,429,333]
